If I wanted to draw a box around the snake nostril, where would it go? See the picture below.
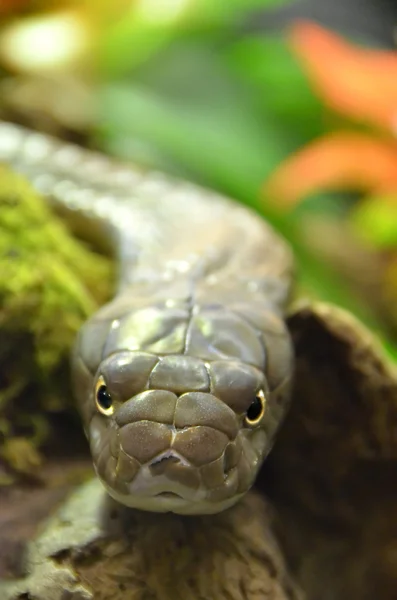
[223,453,228,475]
[149,452,181,476]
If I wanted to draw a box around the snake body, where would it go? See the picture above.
[0,121,294,514]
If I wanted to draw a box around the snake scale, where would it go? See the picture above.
[0,121,294,514]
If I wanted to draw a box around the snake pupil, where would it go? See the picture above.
[97,385,112,410]
[247,396,263,422]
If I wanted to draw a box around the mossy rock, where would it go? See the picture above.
[0,167,114,479]
[1,170,397,599]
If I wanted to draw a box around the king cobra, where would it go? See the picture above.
[0,121,294,515]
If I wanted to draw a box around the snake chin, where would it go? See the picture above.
[101,481,246,514]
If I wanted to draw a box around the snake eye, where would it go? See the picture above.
[245,389,266,427]
[95,376,114,416]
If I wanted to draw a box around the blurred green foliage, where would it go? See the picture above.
[2,0,392,353]
[93,1,391,344]
[99,0,292,76]
[350,196,397,250]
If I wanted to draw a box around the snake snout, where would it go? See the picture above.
[98,388,247,513]
[115,389,238,473]
[149,451,186,474]
[147,451,200,494]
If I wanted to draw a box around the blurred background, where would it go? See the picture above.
[1,0,397,358]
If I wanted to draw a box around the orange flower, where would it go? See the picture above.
[263,21,397,208]
[265,132,397,207]
[289,21,397,133]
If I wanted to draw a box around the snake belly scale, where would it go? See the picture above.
[0,121,294,515]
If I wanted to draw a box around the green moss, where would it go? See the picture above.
[0,167,115,477]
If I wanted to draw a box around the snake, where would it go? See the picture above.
[0,121,295,515]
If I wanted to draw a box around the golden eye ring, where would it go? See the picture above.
[245,389,266,427]
[95,375,114,416]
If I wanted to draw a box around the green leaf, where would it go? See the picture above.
[187,0,294,23]
[96,41,313,208]
[380,338,397,364]
[226,35,329,143]
[99,21,176,77]
[98,82,265,201]
[98,0,294,77]
[350,195,397,249]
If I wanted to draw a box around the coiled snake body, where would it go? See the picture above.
[0,122,294,514]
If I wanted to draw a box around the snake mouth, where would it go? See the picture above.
[155,491,183,499]
[97,437,250,514]
[103,478,245,514]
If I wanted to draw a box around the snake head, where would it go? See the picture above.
[71,345,292,515]
[71,287,294,514]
